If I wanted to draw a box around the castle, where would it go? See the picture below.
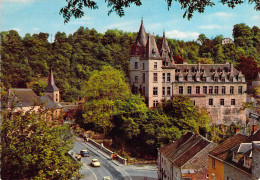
[129,20,247,125]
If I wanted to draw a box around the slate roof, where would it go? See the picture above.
[174,64,242,79]
[8,88,40,107]
[146,34,161,59]
[136,19,147,46]
[159,32,174,64]
[160,132,212,167]
[40,95,63,110]
[45,68,59,92]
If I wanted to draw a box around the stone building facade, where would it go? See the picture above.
[130,20,247,125]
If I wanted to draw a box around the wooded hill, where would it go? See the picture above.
[1,23,260,102]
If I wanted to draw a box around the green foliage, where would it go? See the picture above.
[82,66,131,133]
[1,107,81,179]
[59,0,260,23]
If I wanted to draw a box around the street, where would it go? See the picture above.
[71,140,158,180]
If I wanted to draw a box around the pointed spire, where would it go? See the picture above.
[159,31,174,63]
[45,68,59,92]
[136,19,147,46]
[147,34,161,59]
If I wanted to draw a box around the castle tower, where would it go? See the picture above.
[159,32,174,66]
[44,68,60,103]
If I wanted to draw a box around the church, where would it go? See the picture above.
[129,20,247,125]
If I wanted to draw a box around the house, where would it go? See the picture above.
[129,20,247,125]
[158,132,217,180]
[222,38,233,45]
[208,130,260,180]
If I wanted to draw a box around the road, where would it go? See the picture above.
[71,140,158,180]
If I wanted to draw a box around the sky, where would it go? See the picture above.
[1,0,260,42]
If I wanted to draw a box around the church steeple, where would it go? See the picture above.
[136,18,147,46]
[44,68,60,102]
[45,68,59,92]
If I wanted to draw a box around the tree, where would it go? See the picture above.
[236,56,258,80]
[197,33,207,44]
[162,96,210,133]
[1,106,81,179]
[82,66,131,134]
[60,0,260,23]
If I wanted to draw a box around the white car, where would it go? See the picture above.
[91,159,101,167]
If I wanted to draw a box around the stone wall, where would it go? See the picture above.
[224,162,251,180]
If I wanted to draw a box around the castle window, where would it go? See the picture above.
[167,73,171,82]
[175,76,179,81]
[142,87,145,96]
[56,94,58,102]
[142,63,145,70]
[179,86,183,94]
[212,158,215,169]
[209,86,213,94]
[135,76,138,83]
[153,100,159,107]
[135,62,138,69]
[230,86,234,94]
[209,99,213,106]
[162,87,165,96]
[222,86,226,94]
[214,86,219,94]
[222,78,225,82]
[231,99,236,106]
[230,77,233,82]
[162,73,165,82]
[238,86,243,94]
[220,99,225,106]
[154,62,157,69]
[187,86,192,94]
[203,86,207,94]
[153,87,158,96]
[196,86,200,94]
[167,87,171,96]
[214,77,218,82]
[153,73,158,82]
[142,73,145,82]
[202,77,206,82]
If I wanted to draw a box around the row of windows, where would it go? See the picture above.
[179,86,243,95]
[134,62,158,70]
[153,87,171,96]
[209,98,236,106]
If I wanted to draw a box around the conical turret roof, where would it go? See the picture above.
[147,34,161,59]
[136,19,147,46]
[45,68,59,92]
[160,32,174,63]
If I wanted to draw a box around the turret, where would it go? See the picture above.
[159,32,174,66]
[131,19,147,57]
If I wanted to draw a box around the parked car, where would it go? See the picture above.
[80,150,90,157]
[91,159,101,167]
[103,176,111,180]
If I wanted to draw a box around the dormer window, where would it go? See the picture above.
[243,155,251,168]
[232,152,239,162]
[152,49,156,55]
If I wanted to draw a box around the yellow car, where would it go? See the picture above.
[91,159,101,167]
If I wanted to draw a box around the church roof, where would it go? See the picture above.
[146,34,161,59]
[8,88,40,108]
[45,68,59,92]
[136,19,147,46]
[40,95,63,110]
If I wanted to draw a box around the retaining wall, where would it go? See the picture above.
[87,138,127,165]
